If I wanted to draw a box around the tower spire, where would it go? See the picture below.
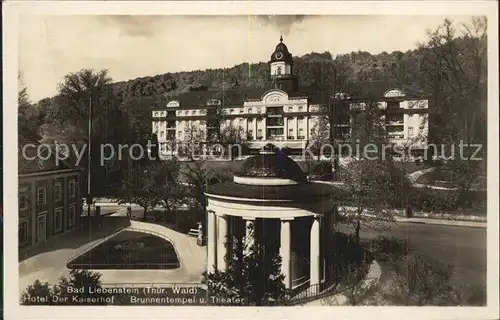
[280,32,283,42]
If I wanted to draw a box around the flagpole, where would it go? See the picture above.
[87,93,92,217]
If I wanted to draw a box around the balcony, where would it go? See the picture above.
[267,118,284,127]
[266,107,284,116]
[386,121,404,125]
[166,121,176,129]
[386,101,401,109]
[269,135,285,141]
[388,132,405,139]
[267,128,284,137]
[166,112,176,119]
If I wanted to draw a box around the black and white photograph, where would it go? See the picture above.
[2,1,499,320]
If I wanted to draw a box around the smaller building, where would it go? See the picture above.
[18,141,82,248]
[204,149,336,293]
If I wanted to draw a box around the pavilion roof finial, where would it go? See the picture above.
[280,32,283,43]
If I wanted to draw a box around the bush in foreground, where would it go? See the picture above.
[20,270,107,305]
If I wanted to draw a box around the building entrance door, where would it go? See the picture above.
[37,214,47,243]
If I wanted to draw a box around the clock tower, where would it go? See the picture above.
[269,36,298,92]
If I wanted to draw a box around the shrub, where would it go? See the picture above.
[371,236,406,261]
[330,232,370,282]
[20,270,107,305]
[387,253,455,306]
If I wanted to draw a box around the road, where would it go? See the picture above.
[81,206,119,217]
[337,222,487,294]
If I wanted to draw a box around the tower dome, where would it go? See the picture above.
[270,36,293,63]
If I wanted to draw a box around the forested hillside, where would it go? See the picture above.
[101,49,424,103]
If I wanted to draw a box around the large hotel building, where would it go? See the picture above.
[152,37,429,156]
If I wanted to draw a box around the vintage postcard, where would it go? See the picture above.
[2,1,499,319]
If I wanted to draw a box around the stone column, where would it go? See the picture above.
[263,117,267,141]
[207,210,217,273]
[310,215,321,287]
[296,117,299,139]
[254,119,258,140]
[243,217,256,256]
[306,117,310,141]
[217,214,229,270]
[325,212,334,282]
[284,117,288,141]
[280,218,293,289]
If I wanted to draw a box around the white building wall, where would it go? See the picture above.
[270,62,291,76]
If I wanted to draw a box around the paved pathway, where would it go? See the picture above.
[406,167,436,184]
[19,220,206,295]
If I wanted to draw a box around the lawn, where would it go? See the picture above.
[67,230,180,270]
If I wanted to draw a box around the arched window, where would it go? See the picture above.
[277,67,282,75]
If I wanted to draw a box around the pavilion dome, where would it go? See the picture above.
[234,149,307,185]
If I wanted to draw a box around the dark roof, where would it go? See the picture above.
[349,80,426,99]
[159,85,326,110]
[236,151,308,183]
[18,141,77,175]
[157,81,426,110]
[206,181,337,201]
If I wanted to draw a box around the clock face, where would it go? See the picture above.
[275,52,283,60]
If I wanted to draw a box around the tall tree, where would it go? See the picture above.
[219,123,248,160]
[418,18,487,202]
[349,99,387,155]
[312,55,353,150]
[158,158,188,221]
[178,121,204,160]
[18,78,45,141]
[419,18,487,145]
[337,159,399,245]
[45,69,120,199]
[114,161,166,220]
[183,161,213,212]
[309,116,331,160]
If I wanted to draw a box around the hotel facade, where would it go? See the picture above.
[152,37,429,156]
[18,142,82,249]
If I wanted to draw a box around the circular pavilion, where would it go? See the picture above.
[204,150,336,291]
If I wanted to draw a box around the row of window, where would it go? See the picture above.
[160,105,309,117]
[19,205,77,245]
[19,179,77,211]
[176,109,207,116]
[156,99,427,118]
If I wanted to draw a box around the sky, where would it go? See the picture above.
[19,15,474,102]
